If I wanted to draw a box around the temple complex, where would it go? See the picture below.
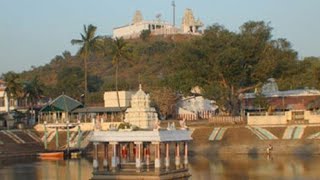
[113,9,203,39]
[89,85,192,179]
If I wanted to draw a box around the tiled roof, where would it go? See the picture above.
[72,107,127,113]
[40,95,83,112]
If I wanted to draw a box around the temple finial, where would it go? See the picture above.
[139,84,142,90]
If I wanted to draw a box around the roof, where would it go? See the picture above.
[244,89,320,99]
[90,129,192,142]
[72,107,127,113]
[40,95,83,112]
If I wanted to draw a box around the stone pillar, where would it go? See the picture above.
[103,143,108,169]
[146,144,150,166]
[128,143,131,161]
[121,144,128,163]
[110,142,118,169]
[135,142,142,170]
[93,142,99,170]
[184,142,188,166]
[175,142,180,167]
[165,143,170,168]
[117,143,121,166]
[153,142,161,169]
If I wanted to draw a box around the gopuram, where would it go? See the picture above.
[89,85,192,180]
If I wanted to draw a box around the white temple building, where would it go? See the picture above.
[113,9,203,39]
[124,84,158,129]
[89,84,192,179]
[177,96,218,120]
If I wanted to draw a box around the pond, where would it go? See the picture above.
[0,154,319,180]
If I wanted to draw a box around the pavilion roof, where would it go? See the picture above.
[72,107,127,113]
[40,94,83,112]
[89,129,192,143]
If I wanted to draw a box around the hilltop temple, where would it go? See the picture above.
[113,9,203,39]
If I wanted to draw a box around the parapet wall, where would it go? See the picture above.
[247,110,320,125]
[34,122,121,132]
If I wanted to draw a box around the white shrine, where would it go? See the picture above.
[89,84,192,180]
[124,84,158,129]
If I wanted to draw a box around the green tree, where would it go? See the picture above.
[56,67,84,99]
[111,37,129,119]
[23,76,44,122]
[165,21,297,115]
[3,72,23,112]
[71,24,100,105]
[140,29,151,41]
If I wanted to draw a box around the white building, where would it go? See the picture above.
[124,84,158,129]
[113,9,203,39]
[177,96,218,120]
[103,91,133,108]
[0,80,19,112]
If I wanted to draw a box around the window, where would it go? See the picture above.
[10,99,15,107]
[0,97,4,107]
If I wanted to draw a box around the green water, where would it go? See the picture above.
[0,154,319,180]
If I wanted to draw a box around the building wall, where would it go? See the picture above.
[113,23,148,39]
[113,21,180,39]
[104,91,133,108]
[247,112,288,125]
[0,90,16,112]
[247,110,320,125]
[34,122,122,132]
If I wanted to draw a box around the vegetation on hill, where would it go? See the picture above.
[2,21,320,117]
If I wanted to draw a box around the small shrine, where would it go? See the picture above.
[124,84,158,129]
[89,85,192,180]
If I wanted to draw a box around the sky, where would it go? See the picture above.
[0,0,319,75]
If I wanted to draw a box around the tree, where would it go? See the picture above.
[23,76,44,123]
[149,87,178,119]
[71,24,100,105]
[111,37,129,119]
[3,72,23,112]
[56,67,84,99]
[165,21,297,115]
[140,29,151,41]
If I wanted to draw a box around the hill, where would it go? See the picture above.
[6,21,320,116]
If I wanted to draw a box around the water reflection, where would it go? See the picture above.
[1,154,320,180]
[188,154,320,180]
[0,158,92,180]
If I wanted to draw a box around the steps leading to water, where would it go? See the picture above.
[209,127,227,141]
[1,131,25,144]
[283,126,306,139]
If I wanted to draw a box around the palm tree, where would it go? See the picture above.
[23,76,44,123]
[111,37,129,120]
[3,72,23,113]
[71,24,99,105]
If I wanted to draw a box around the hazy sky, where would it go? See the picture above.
[1,0,319,75]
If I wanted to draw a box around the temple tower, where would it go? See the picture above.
[181,8,203,33]
[132,10,143,24]
[124,84,158,129]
